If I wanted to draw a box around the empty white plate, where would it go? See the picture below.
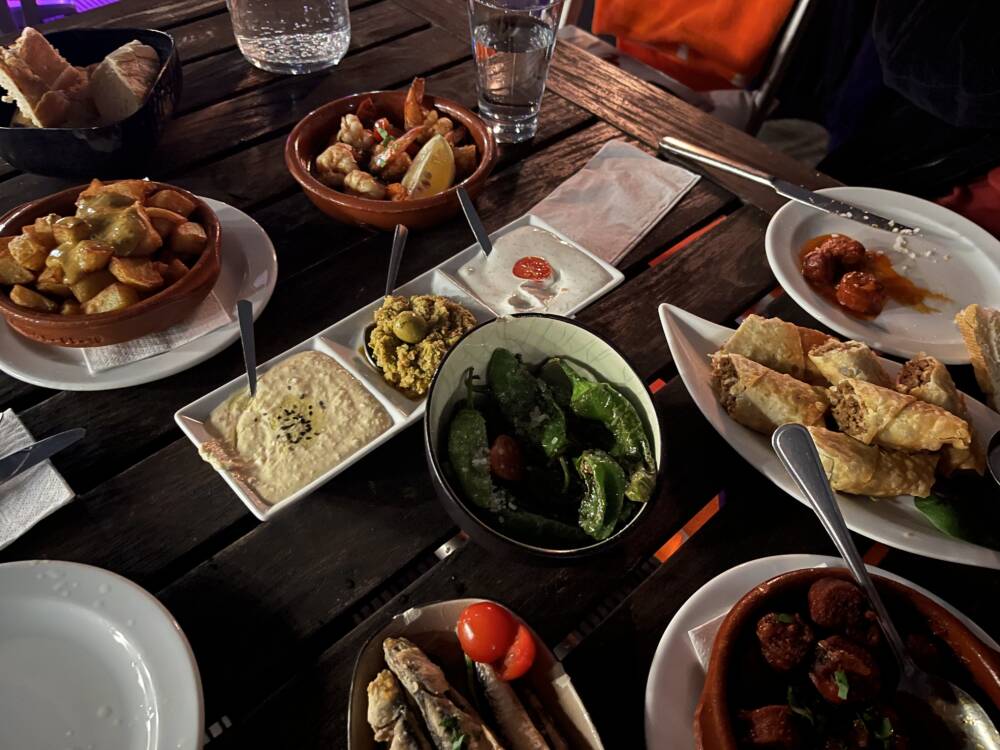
[765,186,1000,363]
[644,554,997,750]
[0,560,202,750]
[0,198,277,391]
[659,303,1000,569]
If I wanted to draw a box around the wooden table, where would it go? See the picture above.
[2,2,999,747]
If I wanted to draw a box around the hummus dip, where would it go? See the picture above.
[200,351,392,504]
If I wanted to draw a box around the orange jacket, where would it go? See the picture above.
[593,0,796,91]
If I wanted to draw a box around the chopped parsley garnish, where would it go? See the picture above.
[786,686,814,725]
[377,126,394,144]
[834,670,850,700]
[441,715,467,750]
[874,716,894,741]
[776,613,795,624]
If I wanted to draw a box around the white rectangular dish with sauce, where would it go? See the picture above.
[175,213,624,520]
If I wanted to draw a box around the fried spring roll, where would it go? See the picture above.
[828,378,971,453]
[807,427,938,497]
[896,354,984,475]
[712,352,829,434]
[807,339,891,387]
[719,314,833,384]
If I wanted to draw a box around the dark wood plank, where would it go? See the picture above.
[177,3,428,114]
[390,0,840,213]
[577,205,775,379]
[169,11,236,62]
[1,0,225,40]
[563,472,839,746]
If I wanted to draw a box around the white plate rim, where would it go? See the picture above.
[643,553,999,750]
[0,559,204,750]
[764,186,1000,363]
[0,197,278,391]
[658,302,1000,569]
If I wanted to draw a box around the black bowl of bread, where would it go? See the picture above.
[0,27,181,177]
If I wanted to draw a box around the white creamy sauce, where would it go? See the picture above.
[456,225,611,315]
[199,351,392,504]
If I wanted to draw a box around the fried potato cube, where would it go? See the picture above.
[77,179,153,208]
[70,270,115,304]
[170,222,207,256]
[0,244,35,284]
[28,214,60,249]
[55,240,114,284]
[10,284,58,312]
[95,204,162,257]
[60,300,82,315]
[157,257,188,285]
[8,233,49,271]
[36,265,73,298]
[53,216,92,245]
[148,189,196,218]
[82,282,140,315]
[109,257,165,292]
[146,207,187,240]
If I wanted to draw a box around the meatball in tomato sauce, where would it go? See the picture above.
[801,248,837,285]
[756,613,815,672]
[739,705,802,748]
[808,578,881,647]
[811,635,881,704]
[818,234,866,268]
[835,271,887,317]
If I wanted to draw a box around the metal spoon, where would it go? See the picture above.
[236,299,257,397]
[773,423,1000,749]
[986,430,1000,486]
[456,185,492,256]
[363,224,409,370]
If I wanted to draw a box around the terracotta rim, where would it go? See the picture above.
[284,90,499,214]
[0,181,221,330]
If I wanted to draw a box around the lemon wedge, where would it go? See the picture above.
[401,135,455,199]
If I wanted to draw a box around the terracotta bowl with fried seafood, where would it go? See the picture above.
[285,90,498,231]
[0,181,220,347]
[695,567,1000,749]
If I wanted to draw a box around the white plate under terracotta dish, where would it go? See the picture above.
[659,303,1000,569]
[176,213,623,521]
[765,186,1000,363]
[349,598,604,749]
[0,198,277,391]
[0,560,203,750]
[643,554,999,750]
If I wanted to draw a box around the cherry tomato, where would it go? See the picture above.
[457,602,517,664]
[489,435,523,481]
[512,255,552,281]
[496,623,536,681]
[457,602,537,681]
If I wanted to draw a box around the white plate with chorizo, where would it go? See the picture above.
[659,303,1000,569]
[643,553,998,750]
[765,186,1000,363]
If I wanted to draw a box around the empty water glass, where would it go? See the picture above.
[468,0,564,143]
[228,0,351,75]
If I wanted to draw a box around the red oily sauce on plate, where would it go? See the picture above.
[798,234,950,318]
[512,255,553,281]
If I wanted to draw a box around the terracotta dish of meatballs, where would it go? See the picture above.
[798,234,949,319]
[696,568,1000,750]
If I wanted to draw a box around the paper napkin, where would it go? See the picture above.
[0,409,75,551]
[531,140,700,266]
[81,291,233,374]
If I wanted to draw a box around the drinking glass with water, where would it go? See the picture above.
[228,0,351,75]
[468,0,563,143]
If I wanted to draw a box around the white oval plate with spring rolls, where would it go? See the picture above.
[765,186,1000,364]
[659,303,1000,569]
[348,598,604,750]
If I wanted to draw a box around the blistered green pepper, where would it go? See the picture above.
[494,506,591,546]
[543,358,656,503]
[487,348,568,459]
[575,449,626,540]
[447,368,492,509]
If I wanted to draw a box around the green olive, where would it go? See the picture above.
[392,310,429,343]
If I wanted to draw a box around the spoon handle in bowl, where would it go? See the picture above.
[236,299,257,397]
[456,186,492,256]
[772,424,915,672]
[385,224,408,297]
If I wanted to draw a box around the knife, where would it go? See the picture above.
[0,428,86,484]
[659,136,917,234]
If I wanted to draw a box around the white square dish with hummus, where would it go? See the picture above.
[176,341,401,519]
